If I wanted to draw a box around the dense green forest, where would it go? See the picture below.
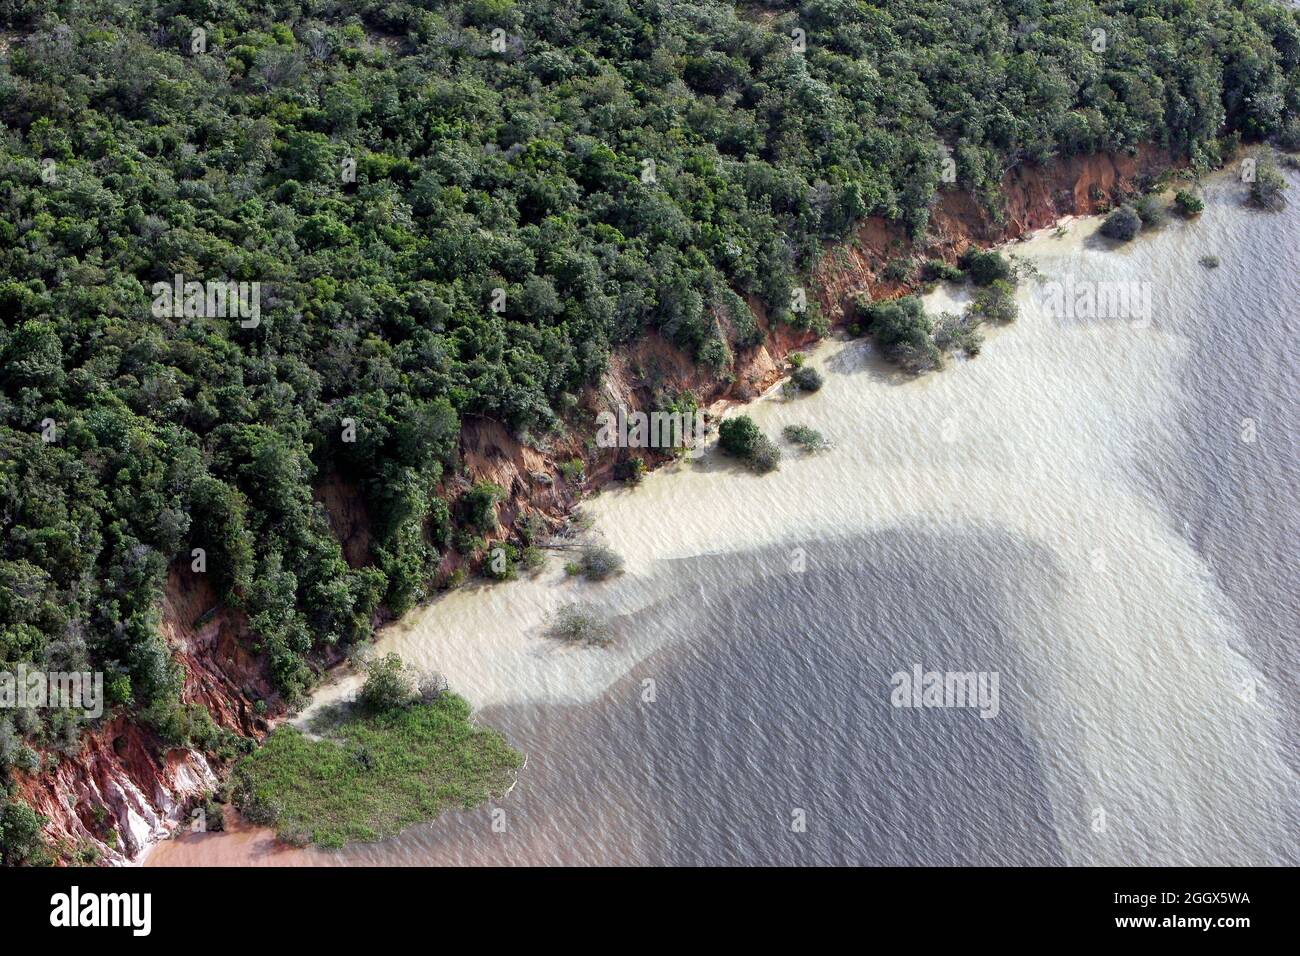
[0,0,1297,841]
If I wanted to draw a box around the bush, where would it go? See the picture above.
[966,280,1018,325]
[921,259,965,283]
[614,456,647,483]
[358,654,414,713]
[1199,255,1221,269]
[718,416,761,458]
[718,416,781,472]
[1248,157,1289,211]
[574,542,624,581]
[1174,189,1204,217]
[933,311,984,356]
[958,249,1011,286]
[548,603,613,647]
[1100,205,1142,241]
[1135,194,1166,227]
[558,458,585,483]
[864,296,942,373]
[790,366,824,392]
[462,481,504,533]
[783,424,829,452]
[748,434,782,473]
[0,799,46,866]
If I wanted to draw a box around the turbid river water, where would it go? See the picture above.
[150,167,1299,866]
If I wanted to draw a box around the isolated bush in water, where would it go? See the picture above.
[718,416,762,458]
[1135,194,1166,227]
[1248,157,1289,211]
[1100,205,1142,241]
[718,416,781,472]
[791,365,824,392]
[783,424,829,452]
[573,542,624,581]
[1174,189,1205,217]
[549,603,614,647]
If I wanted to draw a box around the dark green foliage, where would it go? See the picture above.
[958,249,1011,287]
[862,297,942,373]
[1174,190,1206,216]
[718,416,780,472]
[1101,206,1144,241]
[790,366,824,393]
[966,281,1019,325]
[0,0,1295,819]
[718,416,762,459]
[0,799,46,865]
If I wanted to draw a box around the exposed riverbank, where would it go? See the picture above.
[149,163,1299,865]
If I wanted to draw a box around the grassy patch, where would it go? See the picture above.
[231,694,522,849]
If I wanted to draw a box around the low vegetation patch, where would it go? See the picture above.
[783,425,830,453]
[1248,155,1289,211]
[547,603,614,647]
[566,542,625,581]
[231,657,520,849]
[718,416,781,473]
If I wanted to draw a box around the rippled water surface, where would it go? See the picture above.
[152,170,1299,866]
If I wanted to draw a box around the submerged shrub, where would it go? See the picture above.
[783,424,829,452]
[1100,205,1142,241]
[574,542,624,581]
[1248,157,1289,211]
[1135,194,1166,226]
[548,603,614,647]
[790,365,824,392]
[718,415,781,472]
[1174,189,1205,216]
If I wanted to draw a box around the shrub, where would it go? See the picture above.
[358,654,414,713]
[614,456,646,483]
[1199,255,1221,269]
[921,259,965,282]
[548,603,613,646]
[1135,194,1166,226]
[966,280,1018,325]
[748,434,782,473]
[1100,205,1142,241]
[718,416,781,472]
[416,671,449,704]
[783,424,829,452]
[933,311,984,356]
[718,416,761,458]
[864,296,942,373]
[790,365,824,392]
[462,481,504,533]
[575,542,624,581]
[1174,189,1204,216]
[958,249,1011,286]
[558,458,585,483]
[0,799,46,866]
[1248,157,1289,211]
